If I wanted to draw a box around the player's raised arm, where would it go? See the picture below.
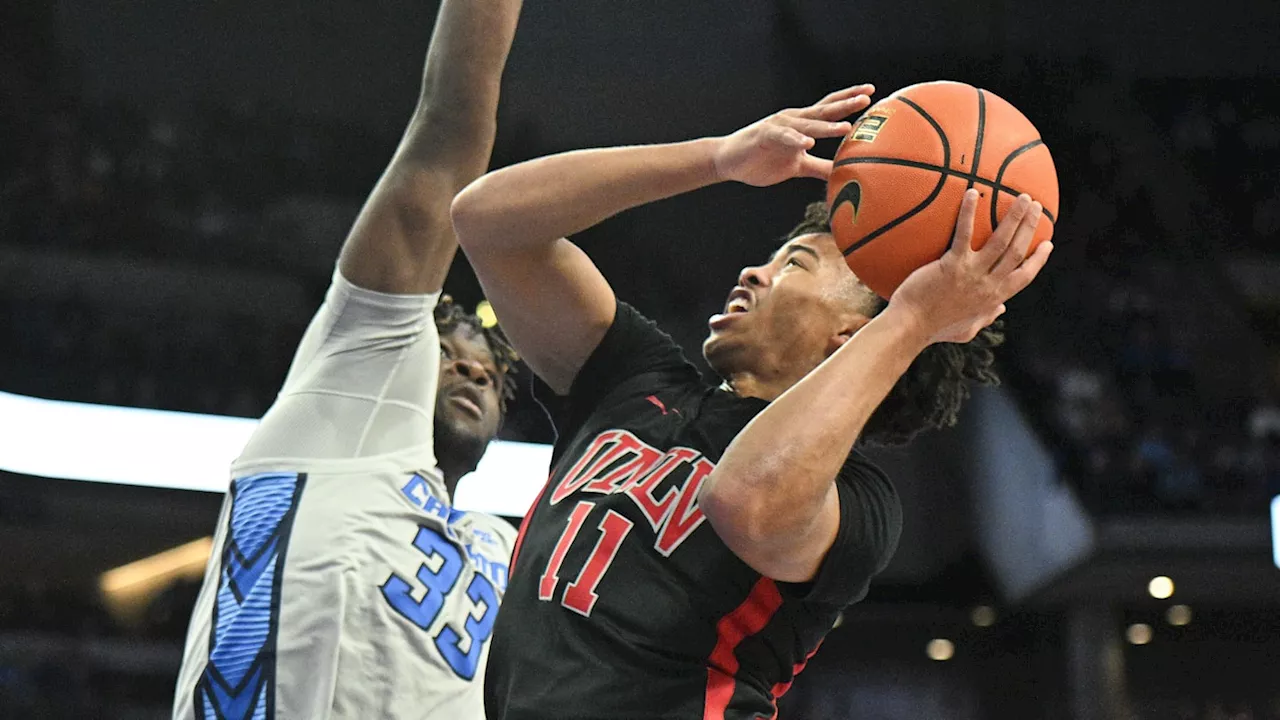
[700,190,1053,583]
[450,86,873,394]
[336,0,522,295]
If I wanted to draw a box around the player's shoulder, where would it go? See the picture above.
[601,301,700,378]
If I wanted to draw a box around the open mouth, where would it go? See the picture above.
[447,386,485,418]
[723,287,752,314]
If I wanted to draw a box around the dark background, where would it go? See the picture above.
[2,0,1279,717]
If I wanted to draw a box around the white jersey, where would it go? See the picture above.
[173,271,517,720]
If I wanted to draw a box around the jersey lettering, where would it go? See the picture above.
[539,500,634,617]
[536,431,714,614]
[582,442,663,496]
[539,501,593,601]
[653,458,712,556]
[623,447,698,531]
[550,430,624,504]
[399,474,509,589]
[381,525,502,679]
[434,572,500,680]
[552,430,710,557]
[561,509,633,616]
[399,473,469,543]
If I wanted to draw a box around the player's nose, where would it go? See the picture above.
[451,357,491,387]
[738,264,769,288]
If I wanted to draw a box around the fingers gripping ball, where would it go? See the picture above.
[826,81,1059,299]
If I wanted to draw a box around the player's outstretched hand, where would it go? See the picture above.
[712,84,875,187]
[888,189,1053,345]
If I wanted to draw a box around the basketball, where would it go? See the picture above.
[826,81,1059,299]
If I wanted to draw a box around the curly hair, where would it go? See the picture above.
[787,201,1004,446]
[433,295,519,409]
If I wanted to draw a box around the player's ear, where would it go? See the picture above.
[825,312,871,357]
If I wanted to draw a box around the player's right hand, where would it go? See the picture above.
[887,189,1052,345]
[712,84,874,187]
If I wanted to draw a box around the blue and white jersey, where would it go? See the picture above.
[172,271,517,720]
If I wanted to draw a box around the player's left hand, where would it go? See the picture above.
[712,84,875,187]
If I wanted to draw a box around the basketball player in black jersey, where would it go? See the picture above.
[452,85,1051,720]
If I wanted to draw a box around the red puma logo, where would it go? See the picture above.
[646,395,680,416]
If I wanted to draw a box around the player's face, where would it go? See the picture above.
[434,326,504,461]
[702,233,877,383]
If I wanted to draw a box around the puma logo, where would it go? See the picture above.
[646,395,680,416]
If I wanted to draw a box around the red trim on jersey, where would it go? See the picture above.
[509,474,552,573]
[703,578,784,720]
[767,640,824,712]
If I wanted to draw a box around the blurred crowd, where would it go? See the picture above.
[1138,697,1280,720]
[0,580,200,718]
[997,71,1280,515]
[1144,78,1280,256]
[0,98,555,440]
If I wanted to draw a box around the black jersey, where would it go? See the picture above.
[485,302,902,720]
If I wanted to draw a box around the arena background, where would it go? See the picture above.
[3,0,1280,717]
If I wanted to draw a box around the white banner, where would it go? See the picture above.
[1272,494,1280,570]
[0,391,549,517]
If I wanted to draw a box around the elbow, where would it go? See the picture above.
[701,485,805,581]
[449,177,495,252]
[699,473,775,551]
[700,468,832,582]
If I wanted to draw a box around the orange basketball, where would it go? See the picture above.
[826,81,1059,299]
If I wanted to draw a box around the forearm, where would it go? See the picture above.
[703,307,929,545]
[451,138,722,251]
[337,0,520,294]
[403,0,521,162]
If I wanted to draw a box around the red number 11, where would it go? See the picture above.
[538,501,633,617]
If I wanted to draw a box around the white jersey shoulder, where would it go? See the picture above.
[173,271,518,720]
[234,269,442,476]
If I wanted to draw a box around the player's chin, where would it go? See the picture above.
[701,333,739,380]
[438,406,489,439]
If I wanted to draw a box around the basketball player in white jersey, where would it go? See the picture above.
[172,0,524,717]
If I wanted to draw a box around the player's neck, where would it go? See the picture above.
[719,371,794,403]
[437,462,470,502]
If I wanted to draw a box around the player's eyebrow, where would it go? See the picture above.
[768,243,821,264]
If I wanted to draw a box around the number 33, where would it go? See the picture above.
[380,526,499,680]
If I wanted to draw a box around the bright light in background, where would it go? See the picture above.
[100,537,213,595]
[926,638,955,661]
[1166,605,1193,627]
[970,605,997,627]
[1272,495,1280,570]
[474,299,499,329]
[1126,623,1153,645]
[100,536,214,624]
[0,390,550,517]
[1148,576,1175,599]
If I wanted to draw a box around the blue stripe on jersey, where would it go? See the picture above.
[195,472,306,720]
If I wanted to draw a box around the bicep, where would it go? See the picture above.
[461,236,617,395]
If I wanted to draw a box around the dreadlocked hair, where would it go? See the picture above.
[434,294,519,409]
[787,201,1004,447]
